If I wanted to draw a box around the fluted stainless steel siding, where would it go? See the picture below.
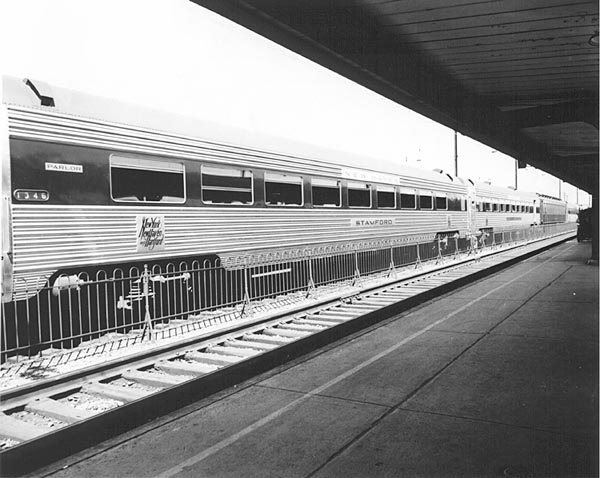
[11,205,468,273]
[475,213,536,229]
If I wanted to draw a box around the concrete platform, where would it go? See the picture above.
[34,240,598,478]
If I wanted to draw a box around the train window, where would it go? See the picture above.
[377,185,396,209]
[492,201,499,212]
[400,188,416,209]
[264,172,303,206]
[447,194,461,211]
[484,201,492,212]
[348,182,371,208]
[529,205,534,213]
[110,155,185,203]
[201,165,253,205]
[419,191,433,210]
[435,192,447,210]
[475,201,482,212]
[312,178,341,207]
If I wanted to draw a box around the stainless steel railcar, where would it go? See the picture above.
[1,77,569,356]
[1,77,567,303]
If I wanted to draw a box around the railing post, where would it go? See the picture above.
[435,237,443,264]
[414,243,422,269]
[141,264,154,341]
[306,257,315,298]
[352,250,361,286]
[454,234,460,260]
[468,234,475,256]
[479,232,487,256]
[387,245,395,277]
[240,267,252,316]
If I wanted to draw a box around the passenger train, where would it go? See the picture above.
[0,77,574,356]
[1,76,570,304]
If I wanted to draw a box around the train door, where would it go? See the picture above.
[466,184,477,235]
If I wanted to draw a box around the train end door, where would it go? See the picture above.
[466,185,477,236]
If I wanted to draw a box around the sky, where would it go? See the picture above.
[0,0,590,207]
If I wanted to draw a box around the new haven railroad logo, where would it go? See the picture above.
[136,215,165,252]
[351,217,395,227]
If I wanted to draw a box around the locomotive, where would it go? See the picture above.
[0,77,571,356]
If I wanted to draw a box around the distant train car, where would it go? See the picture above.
[471,181,538,232]
[538,194,568,224]
[0,76,568,305]
[567,204,579,223]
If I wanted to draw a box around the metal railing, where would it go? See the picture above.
[1,223,575,365]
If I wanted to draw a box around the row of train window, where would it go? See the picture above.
[110,155,534,213]
[110,156,457,209]
[476,200,536,214]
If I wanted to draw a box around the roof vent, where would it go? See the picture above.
[23,78,55,107]
[433,169,454,182]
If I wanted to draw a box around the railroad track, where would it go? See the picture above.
[0,232,574,476]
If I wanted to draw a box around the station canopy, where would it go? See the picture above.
[193,0,599,194]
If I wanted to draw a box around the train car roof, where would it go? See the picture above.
[473,181,538,201]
